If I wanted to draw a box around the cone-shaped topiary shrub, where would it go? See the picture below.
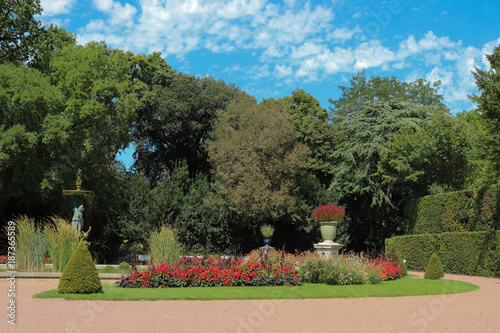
[57,229,102,294]
[424,252,444,280]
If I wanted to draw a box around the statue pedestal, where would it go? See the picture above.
[314,242,343,256]
[259,245,275,254]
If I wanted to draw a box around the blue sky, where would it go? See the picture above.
[38,0,500,167]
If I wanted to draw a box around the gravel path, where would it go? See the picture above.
[1,272,498,333]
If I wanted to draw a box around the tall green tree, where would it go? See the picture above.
[0,63,64,219]
[377,110,474,197]
[328,72,448,250]
[330,70,446,118]
[263,89,337,184]
[0,0,43,63]
[469,44,500,179]
[133,70,243,179]
[208,95,310,231]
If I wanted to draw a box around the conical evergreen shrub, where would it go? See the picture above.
[424,252,444,280]
[57,230,102,294]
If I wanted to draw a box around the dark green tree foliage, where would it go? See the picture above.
[28,24,76,71]
[48,41,140,169]
[329,101,437,249]
[0,63,65,218]
[330,70,446,119]
[377,110,474,197]
[209,95,310,228]
[0,0,43,63]
[263,89,337,184]
[469,44,500,177]
[327,72,447,250]
[133,67,244,178]
[329,100,434,207]
[424,252,445,280]
[57,235,102,294]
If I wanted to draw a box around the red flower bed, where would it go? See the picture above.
[118,256,301,288]
[373,256,402,280]
[0,255,7,264]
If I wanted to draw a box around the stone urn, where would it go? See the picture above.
[319,221,338,244]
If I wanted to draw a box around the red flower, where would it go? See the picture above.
[313,204,345,222]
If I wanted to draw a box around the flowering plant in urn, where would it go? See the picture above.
[313,204,345,222]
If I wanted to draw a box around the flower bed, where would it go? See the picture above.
[117,256,301,288]
[297,251,403,285]
[117,251,403,288]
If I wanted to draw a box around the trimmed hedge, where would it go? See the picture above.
[385,231,500,278]
[403,184,500,234]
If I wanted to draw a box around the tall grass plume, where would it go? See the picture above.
[44,216,79,272]
[9,215,48,270]
[148,223,184,265]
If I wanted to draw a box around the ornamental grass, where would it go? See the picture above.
[11,215,49,270]
[44,216,79,272]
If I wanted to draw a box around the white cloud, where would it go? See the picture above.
[92,0,137,27]
[274,64,292,78]
[326,26,361,42]
[68,1,500,113]
[40,0,76,16]
[353,40,395,69]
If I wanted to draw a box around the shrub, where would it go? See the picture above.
[147,223,184,265]
[424,253,444,280]
[387,250,408,276]
[373,256,402,280]
[118,261,130,270]
[44,216,79,272]
[386,231,500,277]
[297,251,388,285]
[57,231,102,294]
[403,185,500,235]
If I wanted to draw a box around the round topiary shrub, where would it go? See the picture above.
[57,232,102,294]
[424,252,444,280]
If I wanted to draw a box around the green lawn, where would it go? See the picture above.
[33,277,478,301]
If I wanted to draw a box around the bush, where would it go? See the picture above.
[118,261,129,270]
[424,253,444,280]
[296,252,389,285]
[403,185,500,234]
[387,250,408,276]
[147,223,184,265]
[385,231,500,277]
[57,232,102,294]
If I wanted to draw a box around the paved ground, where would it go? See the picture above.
[0,272,498,332]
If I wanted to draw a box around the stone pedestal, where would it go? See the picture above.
[259,245,275,254]
[314,242,343,256]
